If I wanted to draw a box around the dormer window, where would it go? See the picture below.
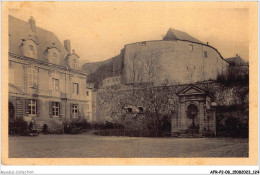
[73,59,76,69]
[45,47,60,64]
[20,39,37,59]
[28,45,34,58]
[29,45,33,51]
[52,52,57,64]
[66,49,80,69]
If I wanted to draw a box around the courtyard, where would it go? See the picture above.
[9,134,248,158]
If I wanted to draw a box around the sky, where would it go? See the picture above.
[7,2,249,63]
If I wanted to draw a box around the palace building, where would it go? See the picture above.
[8,15,93,132]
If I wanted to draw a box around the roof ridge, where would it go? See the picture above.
[163,27,203,44]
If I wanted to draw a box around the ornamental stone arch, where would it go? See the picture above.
[171,85,216,136]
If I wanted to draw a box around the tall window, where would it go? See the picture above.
[189,45,193,52]
[204,51,208,58]
[28,45,34,57]
[28,68,37,88]
[73,83,79,95]
[28,100,37,116]
[86,91,89,96]
[52,52,57,64]
[29,45,33,51]
[52,78,59,91]
[72,104,78,118]
[73,59,76,69]
[52,102,60,117]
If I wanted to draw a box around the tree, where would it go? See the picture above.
[128,53,144,83]
[142,51,161,84]
[142,84,176,131]
[128,51,161,85]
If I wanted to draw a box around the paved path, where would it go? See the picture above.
[9,134,248,158]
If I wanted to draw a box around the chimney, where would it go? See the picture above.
[29,16,36,33]
[236,54,239,57]
[64,40,71,54]
[207,42,209,45]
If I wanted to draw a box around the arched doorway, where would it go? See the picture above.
[9,102,15,135]
[187,104,199,134]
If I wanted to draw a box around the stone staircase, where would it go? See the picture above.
[15,98,23,118]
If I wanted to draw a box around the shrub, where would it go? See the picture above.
[94,129,172,137]
[48,120,64,134]
[9,117,28,136]
[64,118,92,134]
[159,115,171,132]
[217,66,249,86]
[216,105,248,137]
[92,121,124,130]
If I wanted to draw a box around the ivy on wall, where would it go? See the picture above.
[96,81,249,132]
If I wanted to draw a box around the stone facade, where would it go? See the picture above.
[8,16,93,132]
[174,85,216,135]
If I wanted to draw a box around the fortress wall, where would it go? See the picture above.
[95,82,248,124]
[123,40,228,85]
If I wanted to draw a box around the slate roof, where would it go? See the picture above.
[9,15,68,67]
[163,28,203,44]
[225,55,248,66]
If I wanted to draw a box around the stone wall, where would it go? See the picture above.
[123,40,229,85]
[95,81,249,126]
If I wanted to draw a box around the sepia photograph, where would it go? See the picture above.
[1,1,258,166]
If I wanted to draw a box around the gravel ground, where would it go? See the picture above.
[9,134,248,158]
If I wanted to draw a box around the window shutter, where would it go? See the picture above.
[24,98,29,116]
[37,68,39,88]
[59,102,62,118]
[80,81,83,96]
[24,67,28,92]
[60,79,64,92]
[77,83,79,95]
[36,100,40,117]
[48,75,53,94]
[71,82,73,94]
[78,105,81,118]
[49,101,53,118]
